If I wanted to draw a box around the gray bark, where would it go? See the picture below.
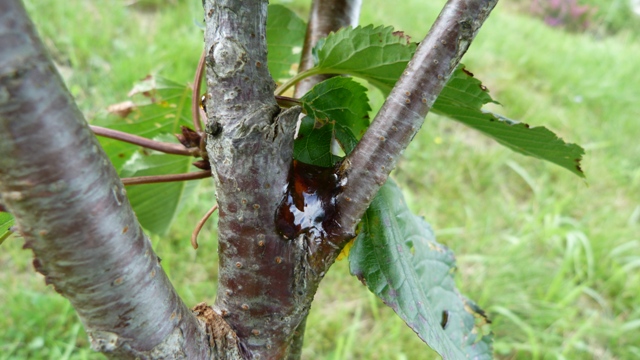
[0,1,209,358]
[203,0,309,357]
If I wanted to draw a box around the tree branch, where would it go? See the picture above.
[91,125,199,156]
[294,0,362,98]
[334,0,499,239]
[121,170,211,186]
[0,1,209,357]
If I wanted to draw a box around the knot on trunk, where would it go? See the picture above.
[192,302,247,359]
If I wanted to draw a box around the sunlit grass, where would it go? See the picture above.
[1,0,638,359]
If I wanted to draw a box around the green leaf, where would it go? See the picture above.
[0,212,15,246]
[120,140,196,235]
[266,4,306,84]
[93,76,194,172]
[300,77,370,138]
[313,25,415,93]
[432,68,586,178]
[349,180,493,359]
[311,26,584,177]
[294,77,368,166]
[294,116,336,167]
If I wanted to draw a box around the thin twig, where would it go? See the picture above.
[275,69,319,96]
[91,125,199,156]
[191,204,218,249]
[121,171,211,186]
[275,95,301,108]
[192,49,206,133]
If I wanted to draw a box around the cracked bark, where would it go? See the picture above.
[0,1,209,358]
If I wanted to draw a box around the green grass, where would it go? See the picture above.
[2,0,639,359]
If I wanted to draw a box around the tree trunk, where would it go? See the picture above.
[202,0,318,357]
[202,0,497,358]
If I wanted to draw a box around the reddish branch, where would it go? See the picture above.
[333,0,499,239]
[91,125,199,156]
[294,0,362,98]
[121,171,211,186]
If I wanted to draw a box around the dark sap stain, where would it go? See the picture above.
[275,160,342,240]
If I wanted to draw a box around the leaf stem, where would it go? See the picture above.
[276,67,391,98]
[191,203,218,249]
[191,49,206,133]
[274,69,322,96]
[275,95,301,108]
[90,125,199,156]
[121,170,210,186]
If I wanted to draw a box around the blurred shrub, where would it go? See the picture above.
[513,0,640,36]
[530,0,596,31]
[586,0,640,35]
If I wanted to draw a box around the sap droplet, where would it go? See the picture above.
[275,161,342,240]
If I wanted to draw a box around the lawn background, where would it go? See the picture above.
[1,0,639,359]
